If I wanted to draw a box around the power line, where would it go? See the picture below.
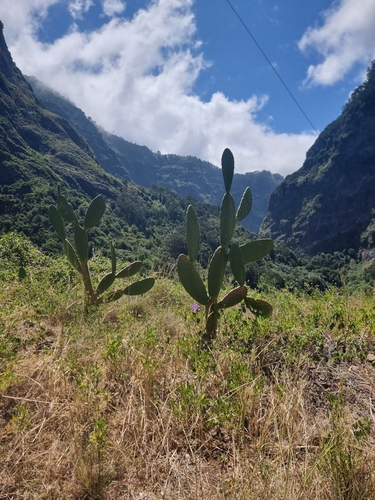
[224,0,354,183]
[224,0,319,135]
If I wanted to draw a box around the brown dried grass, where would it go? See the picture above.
[1,281,375,499]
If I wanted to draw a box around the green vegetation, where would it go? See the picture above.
[49,186,154,310]
[249,244,375,294]
[2,28,375,498]
[178,149,273,344]
[1,232,375,498]
[27,75,283,234]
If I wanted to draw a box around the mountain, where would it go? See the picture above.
[25,75,132,183]
[259,61,375,261]
[0,21,187,261]
[0,21,125,249]
[26,76,283,233]
[0,21,255,268]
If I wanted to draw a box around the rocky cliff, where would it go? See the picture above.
[259,61,375,260]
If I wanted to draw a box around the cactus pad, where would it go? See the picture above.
[116,261,143,279]
[236,187,253,222]
[221,148,234,193]
[217,285,247,309]
[111,243,116,275]
[63,239,82,274]
[208,246,228,299]
[49,205,66,240]
[186,205,200,262]
[97,289,124,304]
[18,267,27,280]
[84,195,105,230]
[229,243,245,286]
[245,296,273,318]
[177,254,209,305]
[220,193,236,248]
[124,277,155,295]
[96,272,116,296]
[74,225,89,262]
[58,192,77,224]
[240,239,274,264]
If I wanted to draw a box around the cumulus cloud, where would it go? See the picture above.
[299,0,375,86]
[69,0,94,19]
[1,0,314,175]
[102,0,126,17]
[0,0,57,41]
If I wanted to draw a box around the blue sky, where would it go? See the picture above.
[1,0,375,175]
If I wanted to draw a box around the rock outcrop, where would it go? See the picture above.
[260,61,375,260]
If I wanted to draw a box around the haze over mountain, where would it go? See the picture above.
[260,61,375,261]
[26,75,283,234]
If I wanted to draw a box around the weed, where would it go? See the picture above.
[76,417,111,499]
[319,393,374,500]
[1,265,375,498]
[6,404,33,432]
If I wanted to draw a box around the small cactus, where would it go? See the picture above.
[177,148,273,344]
[49,185,154,311]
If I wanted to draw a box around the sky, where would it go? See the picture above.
[1,0,375,176]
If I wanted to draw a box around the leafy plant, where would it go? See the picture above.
[7,404,33,432]
[49,185,154,310]
[177,148,273,343]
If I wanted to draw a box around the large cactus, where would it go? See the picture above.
[49,186,154,310]
[177,149,273,344]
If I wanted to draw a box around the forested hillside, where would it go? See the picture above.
[0,22,257,270]
[27,76,283,234]
[1,19,373,291]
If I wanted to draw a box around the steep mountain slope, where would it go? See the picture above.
[26,77,283,233]
[260,61,375,260]
[0,20,123,246]
[104,131,283,233]
[25,75,132,182]
[0,21,188,263]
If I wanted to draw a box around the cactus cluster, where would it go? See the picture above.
[177,148,273,343]
[49,186,154,310]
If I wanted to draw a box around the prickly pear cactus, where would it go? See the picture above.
[177,148,273,344]
[49,185,154,310]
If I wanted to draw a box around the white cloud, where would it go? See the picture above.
[102,0,126,17]
[68,0,94,19]
[1,0,314,176]
[0,0,58,41]
[299,0,375,86]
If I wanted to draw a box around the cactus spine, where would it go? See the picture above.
[177,148,273,344]
[49,186,154,310]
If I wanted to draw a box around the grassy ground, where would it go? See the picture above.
[1,257,375,499]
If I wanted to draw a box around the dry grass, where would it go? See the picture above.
[1,278,375,499]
